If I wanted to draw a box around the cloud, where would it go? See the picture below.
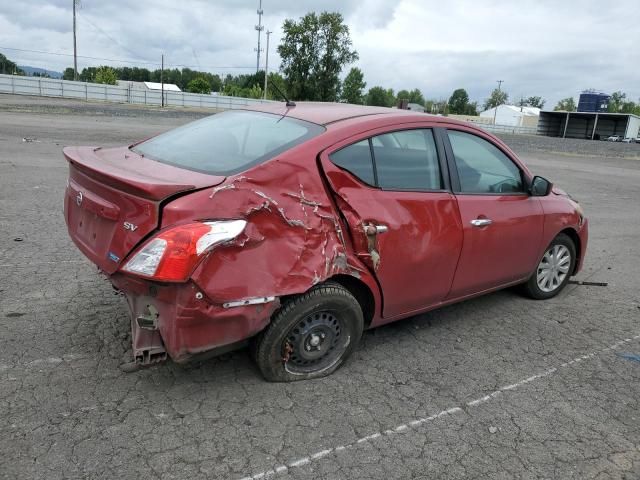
[0,0,638,107]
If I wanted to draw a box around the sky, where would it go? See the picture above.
[1,0,638,108]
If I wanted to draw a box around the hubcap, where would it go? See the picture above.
[283,311,344,373]
[537,244,571,293]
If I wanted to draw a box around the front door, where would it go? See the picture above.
[443,128,544,298]
[320,127,463,320]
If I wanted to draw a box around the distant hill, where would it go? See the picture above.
[18,66,63,79]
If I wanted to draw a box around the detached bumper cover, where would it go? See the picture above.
[111,273,280,363]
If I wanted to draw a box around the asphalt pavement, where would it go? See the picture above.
[1,95,639,479]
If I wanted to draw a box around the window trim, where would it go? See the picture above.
[441,128,529,196]
[327,126,451,193]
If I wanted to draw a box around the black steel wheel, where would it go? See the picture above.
[252,282,364,382]
[284,310,345,375]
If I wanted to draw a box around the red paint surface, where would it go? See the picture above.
[449,195,544,298]
[63,103,589,363]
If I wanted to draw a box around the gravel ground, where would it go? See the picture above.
[1,95,639,480]
[500,133,640,160]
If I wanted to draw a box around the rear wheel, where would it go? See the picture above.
[522,233,576,300]
[252,283,363,382]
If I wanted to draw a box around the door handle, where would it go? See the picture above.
[364,223,389,235]
[470,218,492,227]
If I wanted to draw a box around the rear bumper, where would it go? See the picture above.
[110,274,279,363]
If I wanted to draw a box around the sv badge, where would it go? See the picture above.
[123,222,138,232]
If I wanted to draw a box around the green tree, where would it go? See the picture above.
[608,91,626,112]
[265,72,286,100]
[278,11,358,101]
[62,67,75,80]
[408,88,425,105]
[620,101,637,114]
[79,67,98,82]
[483,88,509,110]
[396,89,410,102]
[0,53,24,75]
[554,97,576,112]
[341,67,366,104]
[448,88,471,114]
[396,88,425,106]
[246,84,264,99]
[94,66,117,85]
[366,86,394,107]
[186,76,211,94]
[525,96,545,109]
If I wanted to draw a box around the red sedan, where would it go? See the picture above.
[63,103,588,381]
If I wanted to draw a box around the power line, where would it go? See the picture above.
[0,46,255,70]
[77,11,144,62]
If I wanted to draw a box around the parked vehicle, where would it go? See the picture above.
[621,137,635,143]
[607,135,621,142]
[63,103,588,381]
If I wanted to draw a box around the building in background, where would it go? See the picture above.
[538,111,640,140]
[577,90,610,113]
[116,80,181,92]
[406,102,425,112]
[479,105,540,127]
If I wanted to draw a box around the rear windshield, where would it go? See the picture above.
[132,110,324,175]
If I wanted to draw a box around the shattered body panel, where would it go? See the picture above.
[111,273,280,363]
[161,140,375,300]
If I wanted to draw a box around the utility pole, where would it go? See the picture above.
[161,54,164,108]
[73,0,78,80]
[255,0,264,73]
[263,30,271,99]
[493,79,504,125]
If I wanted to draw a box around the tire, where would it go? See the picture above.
[252,282,364,382]
[522,233,576,300]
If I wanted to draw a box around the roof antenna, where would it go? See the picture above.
[269,80,296,107]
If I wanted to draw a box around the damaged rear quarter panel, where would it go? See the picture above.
[161,140,380,317]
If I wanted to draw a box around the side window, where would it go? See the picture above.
[372,129,442,190]
[448,130,524,194]
[329,140,376,186]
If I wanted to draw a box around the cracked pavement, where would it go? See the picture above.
[1,95,639,479]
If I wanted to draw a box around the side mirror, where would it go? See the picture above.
[530,176,553,196]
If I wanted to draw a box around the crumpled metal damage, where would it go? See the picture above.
[162,154,367,306]
[206,171,360,299]
[111,147,379,365]
[111,273,282,363]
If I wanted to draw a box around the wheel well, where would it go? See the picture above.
[559,227,581,274]
[327,274,376,328]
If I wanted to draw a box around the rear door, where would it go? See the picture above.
[442,128,544,298]
[319,126,463,320]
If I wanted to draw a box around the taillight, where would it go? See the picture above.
[122,220,246,282]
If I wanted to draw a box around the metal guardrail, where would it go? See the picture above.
[0,73,277,110]
[478,123,539,135]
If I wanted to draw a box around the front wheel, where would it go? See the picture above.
[252,283,364,382]
[522,233,576,300]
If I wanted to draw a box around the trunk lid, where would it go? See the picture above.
[63,145,225,273]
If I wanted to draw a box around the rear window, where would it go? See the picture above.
[132,110,325,175]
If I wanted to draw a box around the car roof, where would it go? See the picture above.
[243,101,470,127]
